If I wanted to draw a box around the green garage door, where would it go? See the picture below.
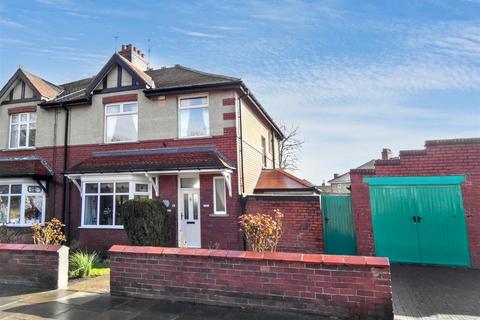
[365,176,470,267]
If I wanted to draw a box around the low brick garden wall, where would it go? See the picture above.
[0,244,69,289]
[110,246,393,319]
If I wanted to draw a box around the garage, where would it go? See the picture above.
[365,176,470,267]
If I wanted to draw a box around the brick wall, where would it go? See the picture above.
[351,138,480,268]
[110,246,393,319]
[244,195,323,253]
[0,244,68,289]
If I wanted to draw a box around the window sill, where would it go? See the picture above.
[99,141,139,146]
[3,147,36,151]
[1,224,40,228]
[208,213,229,217]
[176,135,212,140]
[78,226,124,230]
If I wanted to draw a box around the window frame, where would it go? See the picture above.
[80,175,152,229]
[104,101,138,144]
[213,176,227,215]
[261,135,267,168]
[8,112,36,149]
[177,93,210,139]
[0,179,46,227]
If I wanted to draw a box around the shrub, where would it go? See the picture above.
[69,251,98,278]
[122,198,171,246]
[239,209,284,252]
[32,218,66,245]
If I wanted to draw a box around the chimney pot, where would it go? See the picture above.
[333,173,339,179]
[381,148,392,160]
[121,45,125,50]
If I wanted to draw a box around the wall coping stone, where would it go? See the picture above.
[109,245,390,267]
[0,243,64,252]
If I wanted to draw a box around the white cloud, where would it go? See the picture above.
[0,18,25,29]
[172,28,224,39]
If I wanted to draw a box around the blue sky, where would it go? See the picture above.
[1,0,479,184]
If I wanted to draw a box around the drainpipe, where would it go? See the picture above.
[271,130,276,169]
[237,91,248,195]
[61,105,70,239]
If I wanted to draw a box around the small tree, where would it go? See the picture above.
[279,122,304,170]
[239,209,284,252]
[32,218,66,245]
[122,199,171,246]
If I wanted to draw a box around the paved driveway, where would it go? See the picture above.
[0,275,324,320]
[392,265,480,320]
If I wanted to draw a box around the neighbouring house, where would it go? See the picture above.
[321,148,393,194]
[0,44,292,251]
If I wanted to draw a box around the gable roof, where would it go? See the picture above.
[84,53,154,95]
[254,169,317,193]
[328,159,375,184]
[0,68,62,101]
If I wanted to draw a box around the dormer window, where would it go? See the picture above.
[178,95,209,138]
[104,102,138,143]
[9,112,36,149]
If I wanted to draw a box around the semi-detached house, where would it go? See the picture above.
[0,44,316,251]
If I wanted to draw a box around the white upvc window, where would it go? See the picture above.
[81,177,152,228]
[178,95,209,138]
[9,113,36,149]
[104,102,138,143]
[213,177,227,215]
[0,180,45,226]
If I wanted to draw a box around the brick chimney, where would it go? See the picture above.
[381,148,392,160]
[118,44,148,71]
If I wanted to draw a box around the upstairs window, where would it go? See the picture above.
[178,95,209,138]
[9,113,36,149]
[105,102,138,143]
[261,135,267,167]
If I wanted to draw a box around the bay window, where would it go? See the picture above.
[82,179,151,228]
[9,113,36,149]
[213,177,227,215]
[0,181,45,226]
[178,95,209,138]
[105,102,138,143]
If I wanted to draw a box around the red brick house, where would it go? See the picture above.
[0,44,287,251]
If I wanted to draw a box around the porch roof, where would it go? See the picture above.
[254,169,318,194]
[64,146,235,175]
[0,157,53,180]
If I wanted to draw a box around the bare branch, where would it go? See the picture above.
[278,122,304,170]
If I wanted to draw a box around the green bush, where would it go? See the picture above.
[122,198,171,246]
[69,251,98,278]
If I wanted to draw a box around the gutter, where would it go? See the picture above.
[40,96,91,109]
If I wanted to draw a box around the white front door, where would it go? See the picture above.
[179,189,201,248]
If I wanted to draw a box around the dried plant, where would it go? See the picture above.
[239,209,284,252]
[32,218,66,245]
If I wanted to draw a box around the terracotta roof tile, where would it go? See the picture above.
[65,146,235,174]
[0,157,53,179]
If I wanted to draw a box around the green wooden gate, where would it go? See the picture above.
[321,194,357,255]
[365,176,470,267]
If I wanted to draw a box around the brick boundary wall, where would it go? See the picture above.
[244,195,323,253]
[0,244,69,289]
[110,246,393,319]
